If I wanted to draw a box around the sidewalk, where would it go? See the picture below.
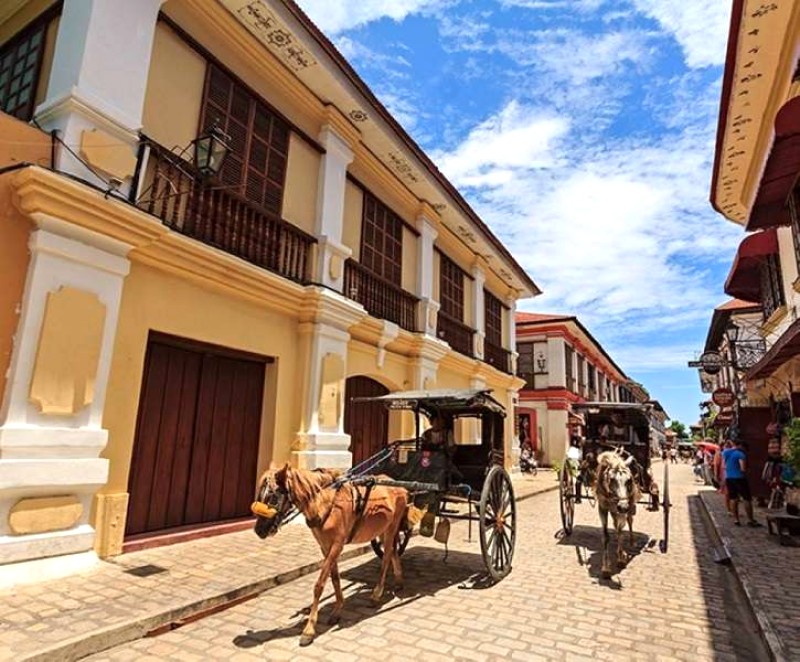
[0,469,556,662]
[699,489,800,662]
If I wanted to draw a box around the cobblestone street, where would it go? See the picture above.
[86,463,768,661]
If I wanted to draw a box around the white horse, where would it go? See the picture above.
[594,451,640,578]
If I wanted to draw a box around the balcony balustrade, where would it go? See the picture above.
[437,311,475,358]
[484,339,511,374]
[133,138,315,284]
[343,259,418,331]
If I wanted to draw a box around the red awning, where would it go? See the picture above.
[723,228,778,302]
[746,317,800,380]
[747,96,800,231]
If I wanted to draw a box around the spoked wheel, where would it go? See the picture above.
[660,460,671,553]
[371,526,412,559]
[559,461,575,536]
[479,465,516,582]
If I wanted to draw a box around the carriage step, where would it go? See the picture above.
[439,508,459,515]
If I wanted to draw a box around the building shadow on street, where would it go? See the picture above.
[686,493,770,662]
[231,545,491,648]
[555,523,655,589]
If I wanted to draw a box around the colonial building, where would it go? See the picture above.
[515,313,632,464]
[0,0,538,580]
[708,0,800,497]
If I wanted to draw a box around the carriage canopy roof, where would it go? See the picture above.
[572,402,653,427]
[353,388,506,417]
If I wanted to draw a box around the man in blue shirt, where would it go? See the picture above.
[723,441,761,527]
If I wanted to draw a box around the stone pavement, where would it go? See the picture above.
[0,469,556,662]
[88,464,768,662]
[700,488,800,661]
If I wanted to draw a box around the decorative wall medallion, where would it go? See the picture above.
[500,268,512,281]
[752,3,778,19]
[237,1,317,71]
[387,151,419,183]
[349,109,368,122]
[432,203,446,213]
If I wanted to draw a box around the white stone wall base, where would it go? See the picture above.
[292,447,353,470]
[0,524,96,566]
[0,548,98,590]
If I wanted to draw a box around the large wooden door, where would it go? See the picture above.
[344,376,389,466]
[737,406,772,500]
[126,335,266,537]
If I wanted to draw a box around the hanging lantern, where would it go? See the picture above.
[192,122,231,177]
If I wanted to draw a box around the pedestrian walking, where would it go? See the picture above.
[669,447,678,464]
[723,440,762,527]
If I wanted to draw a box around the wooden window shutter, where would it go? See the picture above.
[439,254,465,321]
[484,290,503,346]
[360,191,403,285]
[0,17,49,121]
[200,63,289,216]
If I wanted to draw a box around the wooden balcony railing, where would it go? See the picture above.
[437,311,475,357]
[133,138,315,284]
[484,339,511,373]
[343,259,418,331]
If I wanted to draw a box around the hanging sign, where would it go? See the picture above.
[712,387,736,408]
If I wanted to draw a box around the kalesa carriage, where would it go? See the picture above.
[558,402,671,555]
[250,389,517,644]
[350,388,517,581]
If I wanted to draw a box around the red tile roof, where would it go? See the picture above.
[715,299,761,312]
[515,312,572,323]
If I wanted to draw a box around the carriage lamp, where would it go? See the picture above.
[193,122,231,177]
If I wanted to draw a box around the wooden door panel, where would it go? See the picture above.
[128,335,267,537]
[146,347,202,532]
[127,343,171,536]
[236,363,266,511]
[345,377,389,466]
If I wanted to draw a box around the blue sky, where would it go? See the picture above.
[297,0,744,427]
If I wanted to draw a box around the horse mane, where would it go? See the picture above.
[283,467,342,523]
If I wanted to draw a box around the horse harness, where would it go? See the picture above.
[309,478,376,543]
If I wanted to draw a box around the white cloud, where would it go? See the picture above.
[433,101,568,187]
[433,100,741,341]
[629,1,730,68]
[296,0,451,34]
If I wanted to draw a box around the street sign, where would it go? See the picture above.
[715,410,734,426]
[712,387,736,408]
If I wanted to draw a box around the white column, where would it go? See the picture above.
[313,126,354,290]
[415,209,439,336]
[471,263,486,359]
[505,294,518,375]
[293,290,365,470]
[34,0,165,192]
[0,221,131,567]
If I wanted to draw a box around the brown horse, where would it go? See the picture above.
[252,465,409,646]
[594,451,640,578]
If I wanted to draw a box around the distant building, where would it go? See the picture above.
[515,313,653,464]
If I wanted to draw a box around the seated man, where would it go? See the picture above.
[421,414,455,451]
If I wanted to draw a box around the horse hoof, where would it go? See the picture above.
[601,570,612,579]
[299,634,315,647]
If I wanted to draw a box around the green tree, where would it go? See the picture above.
[669,420,687,439]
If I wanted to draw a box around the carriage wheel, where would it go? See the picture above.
[370,526,412,559]
[479,466,516,582]
[559,462,575,536]
[660,460,671,553]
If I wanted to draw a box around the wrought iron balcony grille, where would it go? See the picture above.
[732,338,767,371]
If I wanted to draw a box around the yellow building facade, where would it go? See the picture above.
[0,0,538,581]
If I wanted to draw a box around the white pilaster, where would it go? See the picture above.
[34,0,165,191]
[293,289,365,469]
[416,210,439,336]
[313,126,354,290]
[471,263,486,359]
[547,337,565,388]
[0,221,131,566]
[505,294,518,375]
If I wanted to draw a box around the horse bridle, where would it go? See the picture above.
[253,477,299,530]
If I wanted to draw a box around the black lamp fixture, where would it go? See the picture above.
[193,121,231,177]
[725,322,740,346]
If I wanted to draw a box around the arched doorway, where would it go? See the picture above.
[344,376,389,466]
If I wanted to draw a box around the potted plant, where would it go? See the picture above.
[783,419,800,513]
